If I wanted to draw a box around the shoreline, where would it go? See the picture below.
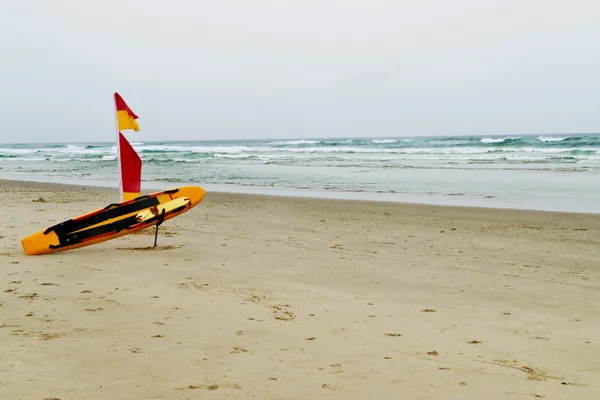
[2,176,599,216]
[3,134,600,216]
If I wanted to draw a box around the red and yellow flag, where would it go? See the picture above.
[114,92,142,202]
[118,132,142,201]
[114,92,140,132]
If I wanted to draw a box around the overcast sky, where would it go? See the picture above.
[1,0,599,143]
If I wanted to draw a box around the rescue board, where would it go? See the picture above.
[21,185,205,256]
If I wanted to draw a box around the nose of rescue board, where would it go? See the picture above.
[20,185,206,256]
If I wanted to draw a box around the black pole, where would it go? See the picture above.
[153,208,166,248]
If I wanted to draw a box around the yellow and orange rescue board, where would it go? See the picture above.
[21,186,205,256]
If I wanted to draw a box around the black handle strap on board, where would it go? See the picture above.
[47,192,187,251]
[44,196,158,237]
[48,214,140,250]
[43,188,180,237]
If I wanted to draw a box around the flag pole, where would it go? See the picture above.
[113,93,123,202]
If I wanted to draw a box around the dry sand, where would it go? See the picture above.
[1,179,599,399]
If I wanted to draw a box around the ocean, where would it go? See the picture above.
[1,134,599,213]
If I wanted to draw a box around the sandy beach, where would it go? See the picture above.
[1,179,599,399]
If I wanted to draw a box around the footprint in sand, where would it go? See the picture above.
[85,307,104,312]
[272,304,296,321]
[39,332,64,340]
[177,383,241,391]
[321,383,340,390]
[481,359,564,382]
[178,280,210,290]
[230,346,249,354]
[130,347,145,354]
[18,293,38,299]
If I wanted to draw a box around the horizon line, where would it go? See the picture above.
[1,131,598,146]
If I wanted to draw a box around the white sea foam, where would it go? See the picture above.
[4,144,599,159]
[213,153,254,159]
[372,139,397,144]
[140,145,259,154]
[0,148,40,154]
[268,140,320,145]
[57,145,106,154]
[0,156,47,161]
[480,137,510,143]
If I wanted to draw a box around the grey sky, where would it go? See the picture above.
[1,0,599,143]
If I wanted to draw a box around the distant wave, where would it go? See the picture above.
[268,140,320,145]
[372,139,397,144]
[3,144,600,158]
[0,148,40,154]
[480,137,522,144]
[59,144,112,154]
[2,136,600,171]
[213,153,255,159]
[537,136,567,142]
[481,137,508,143]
